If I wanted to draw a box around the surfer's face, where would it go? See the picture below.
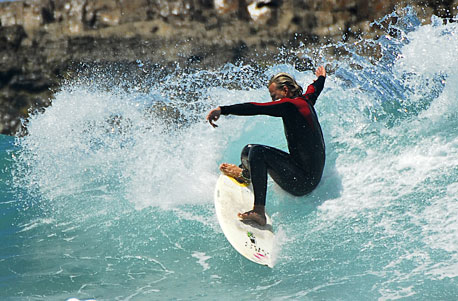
[268,83,291,101]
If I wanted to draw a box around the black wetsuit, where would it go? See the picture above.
[220,76,326,206]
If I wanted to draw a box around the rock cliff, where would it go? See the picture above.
[0,0,456,135]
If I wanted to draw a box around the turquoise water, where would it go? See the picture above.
[1,9,458,300]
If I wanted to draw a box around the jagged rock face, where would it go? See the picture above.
[0,0,456,135]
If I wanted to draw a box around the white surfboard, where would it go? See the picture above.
[214,174,275,267]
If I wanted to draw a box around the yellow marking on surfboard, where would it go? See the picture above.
[226,175,249,187]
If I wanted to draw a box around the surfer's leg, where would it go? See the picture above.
[234,144,268,225]
[241,144,268,206]
[238,144,312,226]
[241,144,313,205]
[263,148,316,196]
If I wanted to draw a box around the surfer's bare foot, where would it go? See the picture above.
[220,163,249,184]
[238,206,266,226]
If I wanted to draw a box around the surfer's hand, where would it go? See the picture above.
[315,66,326,78]
[206,107,221,128]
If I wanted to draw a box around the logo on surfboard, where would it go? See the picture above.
[245,231,270,262]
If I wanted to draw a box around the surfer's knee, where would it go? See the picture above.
[246,144,267,160]
[241,144,255,158]
[241,144,262,167]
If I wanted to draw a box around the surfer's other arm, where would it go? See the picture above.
[206,66,326,128]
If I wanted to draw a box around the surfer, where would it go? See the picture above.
[207,66,326,226]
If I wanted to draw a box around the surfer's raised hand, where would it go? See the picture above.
[206,107,221,128]
[315,66,326,78]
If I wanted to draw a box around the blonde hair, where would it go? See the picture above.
[268,73,303,97]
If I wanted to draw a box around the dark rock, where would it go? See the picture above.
[0,0,455,135]
[0,25,27,50]
[9,72,52,92]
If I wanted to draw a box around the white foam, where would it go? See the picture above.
[18,218,55,232]
[270,225,291,267]
[191,251,211,271]
[395,17,458,77]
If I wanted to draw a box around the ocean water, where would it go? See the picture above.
[1,9,457,300]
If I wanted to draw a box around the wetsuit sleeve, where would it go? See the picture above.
[220,100,293,117]
[303,76,326,106]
